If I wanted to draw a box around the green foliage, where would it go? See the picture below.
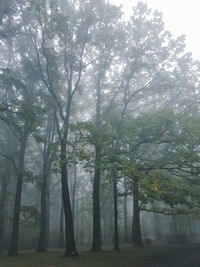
[1,0,200,251]
[23,169,41,184]
[74,110,200,214]
[0,69,42,136]
[69,121,116,172]
[20,205,40,228]
[139,172,200,209]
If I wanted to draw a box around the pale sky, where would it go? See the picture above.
[110,0,200,60]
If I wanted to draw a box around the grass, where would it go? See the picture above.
[0,245,168,267]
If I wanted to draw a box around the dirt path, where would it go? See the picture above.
[144,244,200,267]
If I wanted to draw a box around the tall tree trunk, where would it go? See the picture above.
[113,176,120,251]
[59,202,65,248]
[108,186,114,243]
[75,190,79,244]
[123,178,128,243]
[61,141,77,256]
[0,164,10,254]
[102,215,106,244]
[36,161,48,252]
[8,134,28,255]
[46,190,50,247]
[80,196,84,244]
[37,110,54,251]
[131,184,143,247]
[91,145,101,252]
[72,163,77,218]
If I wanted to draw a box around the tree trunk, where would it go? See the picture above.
[37,111,54,251]
[102,215,106,244]
[59,202,65,248]
[131,184,143,247]
[113,176,120,251]
[72,163,77,218]
[108,186,114,243]
[0,165,10,254]
[36,160,48,252]
[61,142,77,256]
[8,135,28,255]
[91,145,101,252]
[46,190,50,247]
[75,190,79,244]
[123,178,128,243]
[80,197,84,244]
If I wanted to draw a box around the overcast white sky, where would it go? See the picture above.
[109,0,200,60]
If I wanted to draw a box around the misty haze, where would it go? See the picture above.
[1,1,200,267]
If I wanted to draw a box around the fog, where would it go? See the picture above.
[1,1,200,266]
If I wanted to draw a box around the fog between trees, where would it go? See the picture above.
[1,0,200,258]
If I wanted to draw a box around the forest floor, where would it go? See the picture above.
[0,244,168,267]
[144,243,200,267]
[1,243,200,267]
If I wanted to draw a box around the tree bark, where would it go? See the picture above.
[113,176,120,251]
[0,165,10,254]
[36,160,48,252]
[131,184,143,247]
[72,163,77,218]
[108,186,114,243]
[91,145,101,252]
[75,190,79,244]
[59,202,65,248]
[123,178,128,243]
[61,141,77,256]
[80,196,84,244]
[8,134,28,255]
[46,189,50,247]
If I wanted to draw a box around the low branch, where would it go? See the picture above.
[141,207,200,216]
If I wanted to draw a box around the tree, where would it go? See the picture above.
[0,30,41,253]
[87,5,123,252]
[36,106,56,252]
[109,111,200,245]
[23,0,102,255]
[0,0,200,254]
[0,124,17,253]
[0,74,38,255]
[113,171,120,250]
